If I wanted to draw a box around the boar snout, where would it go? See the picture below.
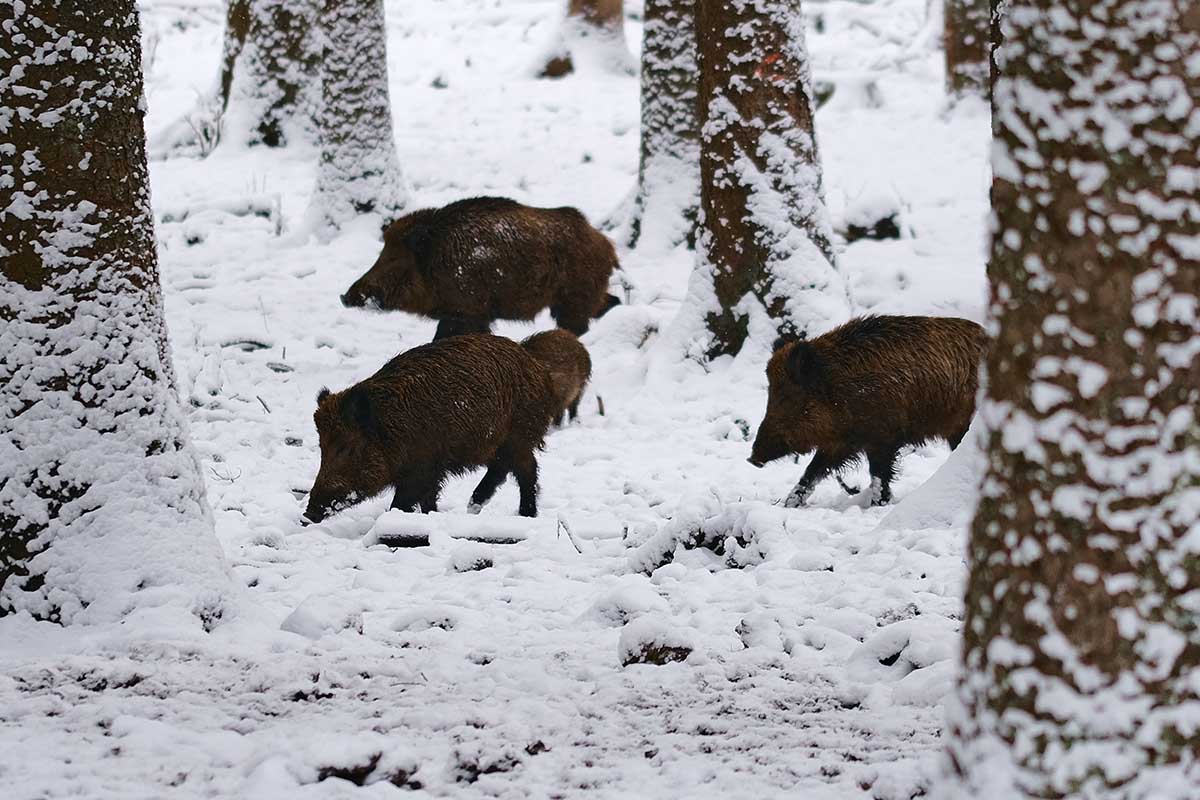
[749,426,791,467]
[341,287,366,308]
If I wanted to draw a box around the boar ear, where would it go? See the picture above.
[340,386,379,436]
[785,342,823,385]
[317,387,331,404]
[772,326,807,353]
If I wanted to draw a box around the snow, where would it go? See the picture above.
[0,0,992,796]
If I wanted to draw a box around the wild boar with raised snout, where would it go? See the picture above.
[341,196,621,340]
[303,334,555,523]
[749,315,986,506]
[521,329,592,427]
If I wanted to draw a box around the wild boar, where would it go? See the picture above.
[303,334,555,523]
[748,315,986,506]
[341,196,620,340]
[521,329,592,426]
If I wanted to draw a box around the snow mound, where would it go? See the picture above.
[618,615,694,666]
[874,419,985,533]
[364,510,541,547]
[280,594,365,639]
[587,574,670,626]
[628,497,794,574]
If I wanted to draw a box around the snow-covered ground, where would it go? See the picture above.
[0,0,989,796]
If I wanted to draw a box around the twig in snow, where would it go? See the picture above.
[258,295,271,333]
[257,395,271,414]
[557,517,583,554]
[210,466,243,484]
[597,395,606,417]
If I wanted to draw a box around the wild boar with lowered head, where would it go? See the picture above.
[303,334,555,523]
[341,196,621,341]
[748,315,986,506]
[521,329,592,427]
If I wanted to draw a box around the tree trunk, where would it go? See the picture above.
[306,0,407,237]
[226,0,320,147]
[152,0,318,156]
[695,0,848,357]
[944,1,1200,796]
[620,0,699,250]
[540,0,633,78]
[944,0,989,96]
[0,1,230,624]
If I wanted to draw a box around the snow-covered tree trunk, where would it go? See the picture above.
[153,0,318,156]
[944,1,1200,796]
[694,0,848,357]
[539,0,634,78]
[0,1,231,625]
[225,0,319,147]
[944,0,989,96]
[305,0,407,237]
[621,0,699,250]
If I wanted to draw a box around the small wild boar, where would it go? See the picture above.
[748,315,986,507]
[303,334,555,523]
[522,329,592,426]
[341,196,621,340]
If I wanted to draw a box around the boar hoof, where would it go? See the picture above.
[783,493,807,509]
[467,502,483,515]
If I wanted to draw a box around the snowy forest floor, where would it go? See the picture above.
[0,0,989,797]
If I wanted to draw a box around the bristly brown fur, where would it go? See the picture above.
[522,329,592,426]
[749,315,987,506]
[342,196,620,340]
[304,334,556,523]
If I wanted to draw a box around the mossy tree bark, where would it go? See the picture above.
[695,0,848,357]
[0,1,229,624]
[944,0,1200,795]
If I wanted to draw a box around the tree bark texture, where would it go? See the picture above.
[695,0,847,357]
[225,0,320,147]
[944,0,990,96]
[944,1,1200,796]
[0,1,229,623]
[625,0,699,250]
[307,0,407,236]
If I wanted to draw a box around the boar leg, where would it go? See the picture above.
[419,483,441,514]
[835,475,860,496]
[948,426,968,450]
[511,450,540,518]
[866,449,899,506]
[784,450,841,508]
[390,484,422,513]
[468,456,511,513]
[433,317,491,341]
[567,398,581,422]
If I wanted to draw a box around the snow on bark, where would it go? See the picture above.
[943,1,1200,796]
[0,1,232,625]
[944,0,989,96]
[537,0,635,79]
[612,0,699,252]
[691,0,849,358]
[305,0,407,238]
[223,0,319,148]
